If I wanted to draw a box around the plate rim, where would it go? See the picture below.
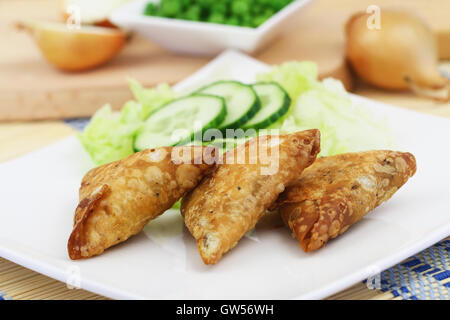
[2,214,448,300]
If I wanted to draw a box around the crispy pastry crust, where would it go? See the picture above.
[68,146,216,260]
[276,150,417,252]
[181,130,321,264]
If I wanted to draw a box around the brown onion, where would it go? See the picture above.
[17,21,126,71]
[346,10,449,100]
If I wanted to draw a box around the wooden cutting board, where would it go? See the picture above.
[0,0,351,121]
[1,0,449,121]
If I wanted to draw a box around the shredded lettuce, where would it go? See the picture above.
[78,80,175,165]
[128,78,175,120]
[79,62,393,165]
[258,63,393,156]
[77,103,141,165]
[257,61,318,105]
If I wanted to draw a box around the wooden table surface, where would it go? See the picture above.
[1,0,449,300]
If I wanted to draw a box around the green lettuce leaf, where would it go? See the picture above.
[128,78,175,120]
[78,80,175,165]
[77,103,141,165]
[259,63,393,156]
[256,61,318,105]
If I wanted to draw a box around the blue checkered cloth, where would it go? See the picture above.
[0,292,10,300]
[65,118,90,131]
[367,239,450,299]
[19,119,448,300]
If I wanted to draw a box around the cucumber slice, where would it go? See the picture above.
[197,81,261,129]
[134,94,226,151]
[243,82,291,130]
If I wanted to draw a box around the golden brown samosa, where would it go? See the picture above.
[276,150,417,252]
[181,130,321,264]
[68,146,216,260]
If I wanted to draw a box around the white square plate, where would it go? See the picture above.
[1,50,449,300]
[110,0,311,55]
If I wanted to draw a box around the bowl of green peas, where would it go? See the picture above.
[110,0,312,55]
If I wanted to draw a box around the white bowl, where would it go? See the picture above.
[110,0,312,56]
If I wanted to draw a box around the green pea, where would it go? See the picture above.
[251,3,263,15]
[184,5,201,21]
[208,12,226,24]
[143,0,293,26]
[272,0,287,11]
[225,17,240,26]
[241,14,253,27]
[160,0,181,17]
[263,7,275,17]
[180,0,193,8]
[231,0,250,16]
[252,15,269,27]
[258,0,272,7]
[197,0,213,9]
[211,2,227,15]
[143,2,156,15]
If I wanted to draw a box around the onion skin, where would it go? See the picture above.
[346,10,448,93]
[17,21,126,72]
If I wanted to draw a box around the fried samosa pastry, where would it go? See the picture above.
[181,130,321,264]
[68,146,216,260]
[276,150,417,252]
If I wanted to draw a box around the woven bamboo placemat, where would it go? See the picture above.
[1,237,448,300]
[0,258,104,300]
[0,256,384,300]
